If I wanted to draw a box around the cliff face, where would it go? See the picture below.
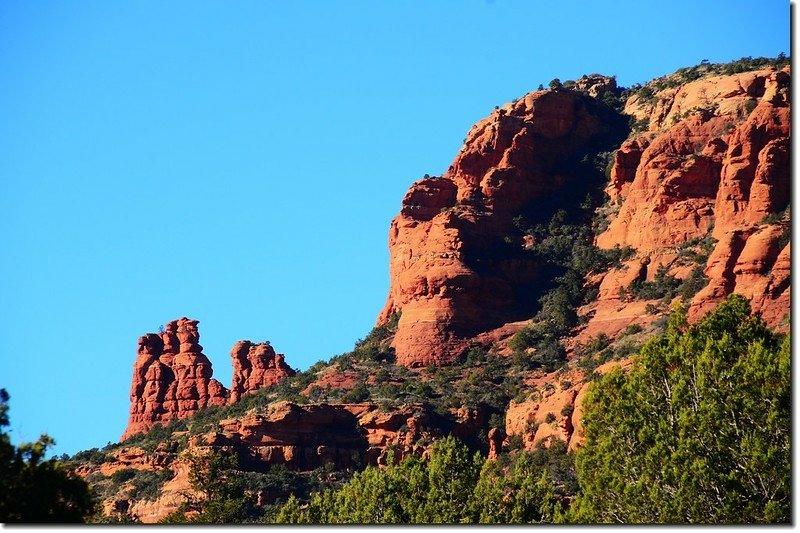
[378,89,627,367]
[380,66,790,369]
[122,319,295,440]
[591,66,790,337]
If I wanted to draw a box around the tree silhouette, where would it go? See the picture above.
[0,389,96,523]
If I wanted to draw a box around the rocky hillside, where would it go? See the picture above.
[71,57,791,523]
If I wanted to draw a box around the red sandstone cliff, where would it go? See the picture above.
[123,319,228,440]
[589,66,790,339]
[97,63,791,522]
[379,66,790,370]
[122,319,295,440]
[378,88,627,367]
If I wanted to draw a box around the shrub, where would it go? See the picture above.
[340,382,370,403]
[676,266,709,301]
[622,323,642,336]
[627,266,680,301]
[72,448,109,465]
[506,434,524,451]
[110,468,137,484]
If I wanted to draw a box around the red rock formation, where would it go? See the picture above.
[379,88,627,367]
[487,427,504,460]
[123,319,296,440]
[595,66,790,330]
[194,401,462,470]
[123,318,229,440]
[229,341,295,403]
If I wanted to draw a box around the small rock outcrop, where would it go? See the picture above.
[122,319,294,440]
[229,341,296,403]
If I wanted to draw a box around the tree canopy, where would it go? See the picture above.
[0,389,96,523]
[570,295,790,523]
[270,436,573,524]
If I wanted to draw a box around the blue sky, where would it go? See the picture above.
[0,0,789,455]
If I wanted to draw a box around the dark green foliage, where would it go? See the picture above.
[571,296,791,523]
[549,78,562,90]
[509,204,633,370]
[677,265,709,301]
[458,346,488,365]
[270,436,574,524]
[110,468,137,484]
[624,262,708,304]
[341,381,369,403]
[129,469,173,501]
[348,312,400,363]
[677,232,717,265]
[162,450,254,524]
[71,447,110,465]
[626,265,680,301]
[0,389,96,523]
[119,418,188,451]
[719,54,789,75]
[621,323,642,336]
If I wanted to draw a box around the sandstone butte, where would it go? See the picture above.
[377,83,628,367]
[103,65,789,522]
[122,318,295,440]
[378,66,789,367]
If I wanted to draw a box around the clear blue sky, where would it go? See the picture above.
[0,0,789,456]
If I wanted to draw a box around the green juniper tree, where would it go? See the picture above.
[570,295,790,524]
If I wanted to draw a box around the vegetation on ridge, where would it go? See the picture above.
[65,55,791,525]
[261,295,789,524]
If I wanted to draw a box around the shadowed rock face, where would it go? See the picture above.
[192,401,487,472]
[379,89,628,367]
[122,319,295,440]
